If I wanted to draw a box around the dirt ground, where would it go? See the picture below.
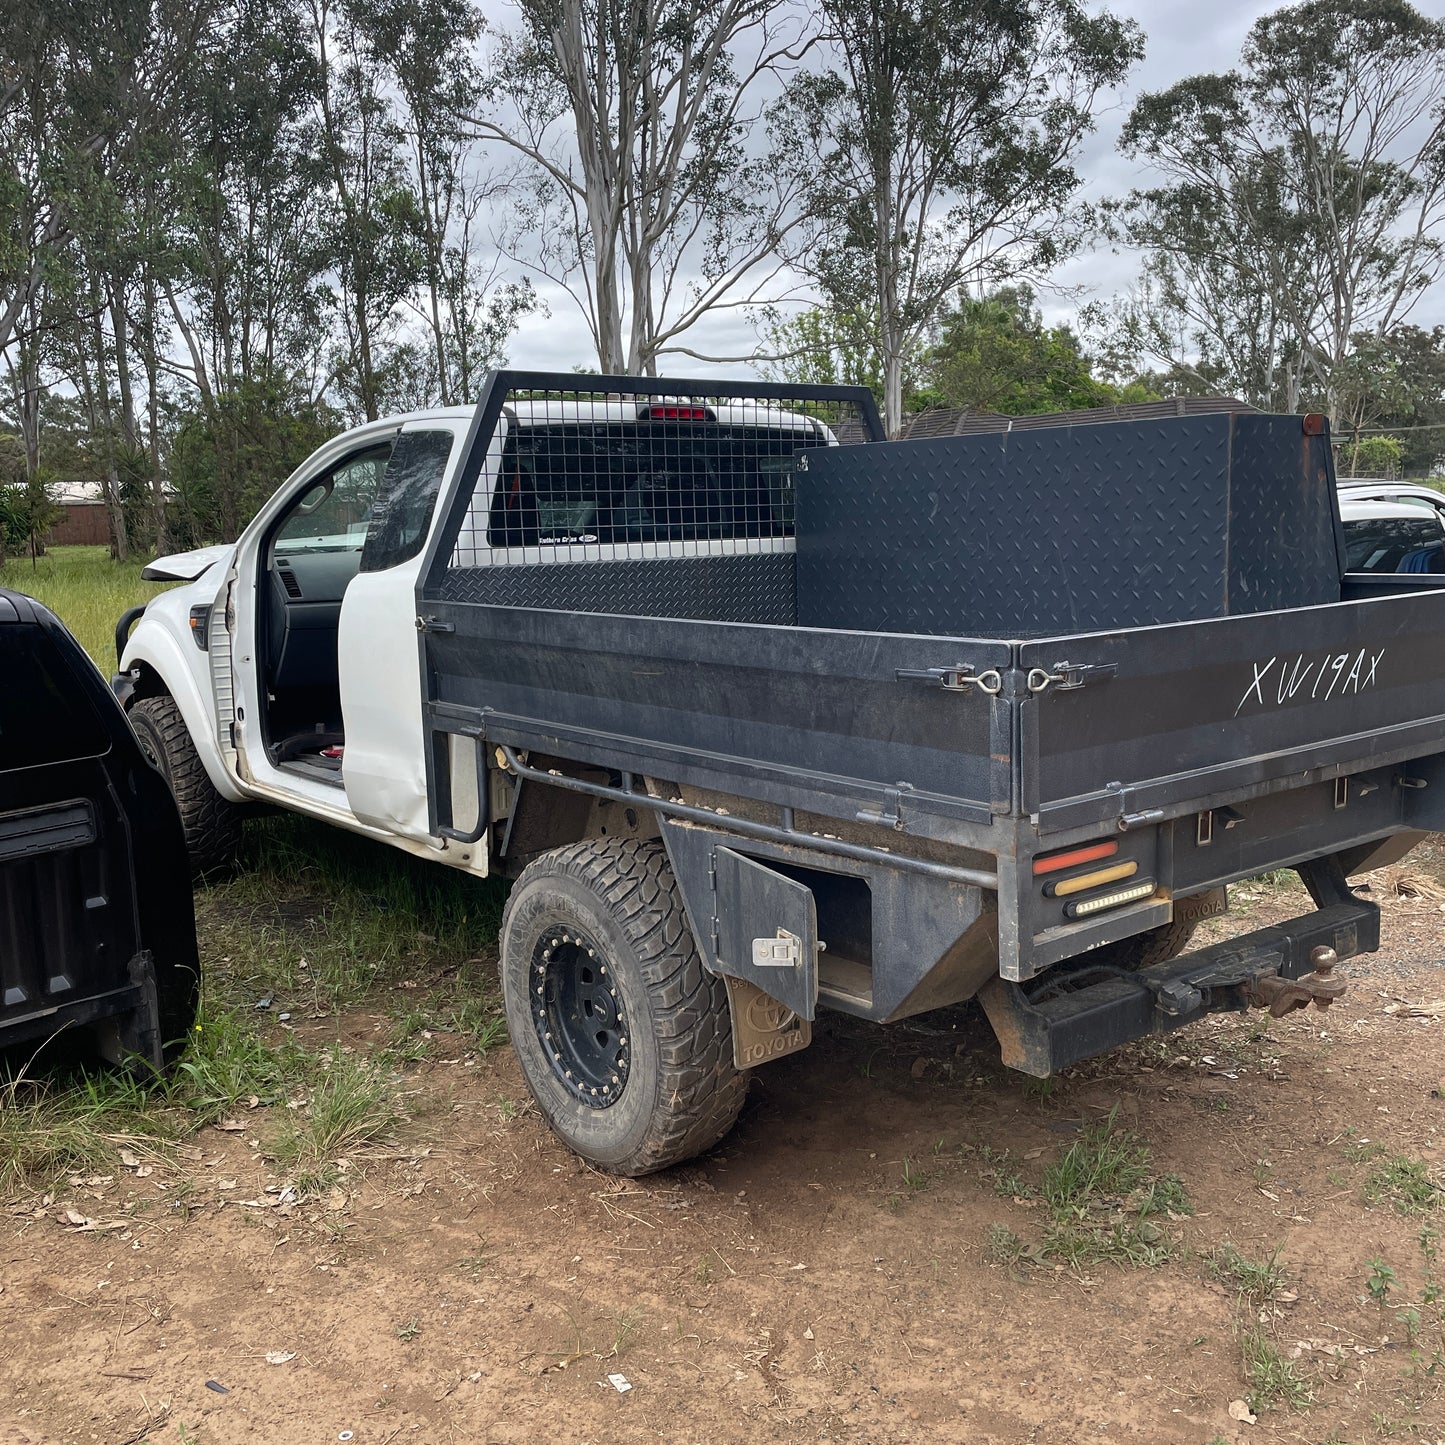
[3,859,1443,1445]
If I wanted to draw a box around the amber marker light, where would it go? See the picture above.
[1044,860,1140,897]
[1031,839,1119,876]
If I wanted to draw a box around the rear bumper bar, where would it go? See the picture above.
[980,888,1378,1078]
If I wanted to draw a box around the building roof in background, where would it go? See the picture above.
[51,480,105,505]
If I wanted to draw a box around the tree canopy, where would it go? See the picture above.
[774,0,1142,435]
[925,287,1152,415]
[3,0,1445,563]
[1106,0,1445,416]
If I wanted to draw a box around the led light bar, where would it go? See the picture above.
[1044,860,1139,897]
[1064,879,1158,919]
[1031,839,1119,876]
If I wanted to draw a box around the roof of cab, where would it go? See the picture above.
[1339,498,1445,522]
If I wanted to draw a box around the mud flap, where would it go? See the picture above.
[94,951,164,1072]
[721,974,812,1070]
[658,824,821,1066]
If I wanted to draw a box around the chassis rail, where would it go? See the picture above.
[466,737,1001,889]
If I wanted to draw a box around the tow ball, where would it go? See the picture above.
[1244,947,1347,1019]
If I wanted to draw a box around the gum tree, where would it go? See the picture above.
[1111,0,1445,415]
[777,0,1142,435]
[473,0,818,374]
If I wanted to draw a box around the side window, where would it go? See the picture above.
[275,443,394,553]
[1403,497,1445,530]
[1343,517,1445,572]
[360,430,456,573]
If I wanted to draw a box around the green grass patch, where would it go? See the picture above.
[270,1049,402,1196]
[1342,1135,1389,1165]
[1242,870,1296,887]
[900,1158,930,1192]
[201,813,507,1014]
[444,998,509,1052]
[986,1222,1031,1266]
[1040,1214,1175,1269]
[1364,1156,1443,1217]
[1041,1110,1191,1221]
[0,1076,127,1191]
[1042,1112,1152,1211]
[0,543,176,667]
[1239,1321,1313,1413]
[988,1109,1193,1272]
[167,998,302,1122]
[1208,1242,1289,1305]
[385,1007,436,1066]
[980,1145,1031,1200]
[0,1064,186,1194]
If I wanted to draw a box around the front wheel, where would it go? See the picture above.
[129,694,242,879]
[499,838,748,1175]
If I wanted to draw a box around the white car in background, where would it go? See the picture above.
[1337,482,1445,574]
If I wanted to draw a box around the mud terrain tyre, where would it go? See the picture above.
[500,838,748,1175]
[129,695,241,879]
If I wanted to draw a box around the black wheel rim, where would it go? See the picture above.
[529,926,630,1108]
[134,724,163,775]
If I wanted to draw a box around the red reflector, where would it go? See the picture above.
[641,404,712,422]
[1032,840,1119,876]
[1302,413,1326,435]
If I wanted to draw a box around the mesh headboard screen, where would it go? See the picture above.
[426,373,882,624]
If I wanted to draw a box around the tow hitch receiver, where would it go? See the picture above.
[1244,947,1346,1018]
[981,881,1375,1078]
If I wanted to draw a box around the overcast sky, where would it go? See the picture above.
[499,2,1445,375]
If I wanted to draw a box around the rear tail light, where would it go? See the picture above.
[1064,880,1158,918]
[1032,839,1118,876]
[1043,860,1138,897]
